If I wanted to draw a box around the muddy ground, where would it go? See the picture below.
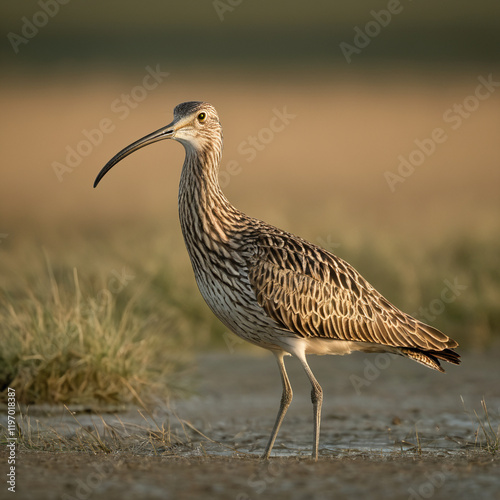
[2,349,499,499]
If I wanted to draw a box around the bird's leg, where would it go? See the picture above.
[261,351,293,459]
[297,354,323,461]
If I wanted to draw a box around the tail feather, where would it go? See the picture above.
[431,347,461,365]
[400,347,460,373]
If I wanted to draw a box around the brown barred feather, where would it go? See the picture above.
[247,230,459,367]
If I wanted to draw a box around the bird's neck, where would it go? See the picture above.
[178,145,237,245]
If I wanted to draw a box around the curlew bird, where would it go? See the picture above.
[94,101,460,460]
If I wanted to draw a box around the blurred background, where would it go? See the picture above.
[1,1,499,404]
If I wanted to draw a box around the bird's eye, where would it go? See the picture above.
[197,112,207,122]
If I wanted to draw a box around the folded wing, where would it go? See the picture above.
[247,232,459,355]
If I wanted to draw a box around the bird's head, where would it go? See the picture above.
[94,101,221,187]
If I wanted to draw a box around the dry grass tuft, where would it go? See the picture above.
[0,406,191,455]
[473,399,500,456]
[0,242,194,406]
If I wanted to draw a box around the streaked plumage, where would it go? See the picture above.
[94,101,460,460]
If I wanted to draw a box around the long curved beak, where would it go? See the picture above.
[93,121,176,188]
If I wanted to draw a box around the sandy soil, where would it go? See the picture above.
[2,349,499,499]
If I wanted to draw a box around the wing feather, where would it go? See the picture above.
[247,232,458,352]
